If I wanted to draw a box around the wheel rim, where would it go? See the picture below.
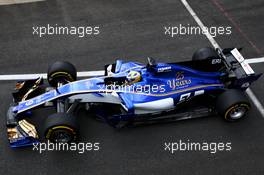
[51,129,72,143]
[229,106,247,120]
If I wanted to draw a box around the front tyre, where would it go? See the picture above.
[47,61,77,87]
[216,89,250,121]
[44,113,79,143]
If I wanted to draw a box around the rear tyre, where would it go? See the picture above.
[216,89,250,121]
[192,47,223,72]
[47,61,77,87]
[192,47,219,61]
[44,113,79,143]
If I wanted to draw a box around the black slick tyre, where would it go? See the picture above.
[216,89,250,121]
[44,113,79,143]
[47,61,77,87]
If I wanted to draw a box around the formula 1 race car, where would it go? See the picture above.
[6,47,262,147]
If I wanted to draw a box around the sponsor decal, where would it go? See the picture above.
[167,72,192,90]
[212,59,221,64]
[25,100,34,106]
[176,71,185,80]
[35,96,43,103]
[157,66,172,73]
[85,81,94,88]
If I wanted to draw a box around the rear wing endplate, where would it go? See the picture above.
[230,48,255,75]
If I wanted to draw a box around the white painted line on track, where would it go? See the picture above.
[246,88,264,116]
[77,71,105,77]
[0,71,105,81]
[181,0,220,49]
[0,57,262,81]
[0,0,262,116]
[245,57,264,64]
[0,0,44,5]
[181,0,264,118]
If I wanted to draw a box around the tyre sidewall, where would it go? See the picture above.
[224,103,250,121]
[47,61,77,87]
[216,89,250,121]
[44,113,79,142]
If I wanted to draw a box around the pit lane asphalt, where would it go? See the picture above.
[0,0,264,175]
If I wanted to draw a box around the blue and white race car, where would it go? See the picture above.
[6,47,262,147]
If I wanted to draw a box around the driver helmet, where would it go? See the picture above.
[126,71,141,84]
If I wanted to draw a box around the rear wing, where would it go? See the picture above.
[218,48,262,89]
